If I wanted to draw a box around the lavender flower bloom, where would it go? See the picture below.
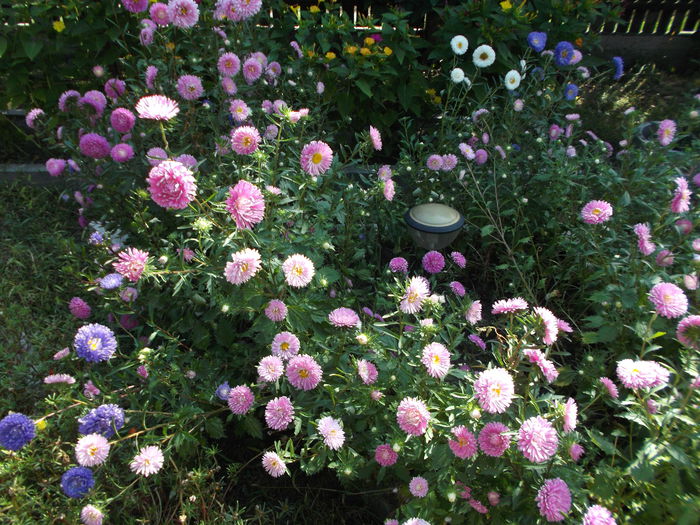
[527,32,547,53]
[78,404,124,437]
[216,382,231,401]
[564,83,578,101]
[61,467,95,498]
[0,413,36,450]
[612,56,624,80]
[74,324,117,362]
[99,273,124,290]
[88,232,104,245]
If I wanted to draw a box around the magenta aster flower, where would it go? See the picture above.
[271,331,300,360]
[168,0,199,27]
[517,416,558,463]
[599,377,619,398]
[441,153,458,171]
[135,95,180,120]
[450,251,466,268]
[649,282,688,318]
[409,476,429,498]
[478,422,510,457]
[228,385,254,414]
[389,257,408,273]
[262,451,287,477]
[491,297,528,314]
[110,143,134,163]
[221,77,237,95]
[176,74,204,100]
[300,140,333,176]
[534,306,559,345]
[448,426,477,459]
[282,254,315,287]
[149,2,171,24]
[422,251,445,274]
[225,180,265,229]
[146,160,197,209]
[224,248,261,285]
[583,505,617,525]
[396,397,430,436]
[656,249,674,267]
[374,444,398,466]
[146,147,168,166]
[474,149,488,165]
[677,315,700,349]
[75,434,110,467]
[130,445,164,477]
[671,177,692,213]
[473,368,515,413]
[450,281,466,297]
[242,57,263,84]
[536,478,571,522]
[110,108,136,133]
[368,125,383,151]
[113,247,149,282]
[616,359,669,390]
[317,416,345,450]
[80,90,107,116]
[657,119,676,146]
[104,78,126,100]
[426,154,443,171]
[265,396,294,430]
[569,443,584,461]
[79,133,111,159]
[58,90,80,112]
[581,200,613,224]
[25,108,45,129]
[357,359,378,385]
[218,52,241,77]
[466,300,482,324]
[286,354,323,390]
[400,276,430,314]
[123,0,148,12]
[469,334,486,350]
[469,499,489,514]
[229,99,250,122]
[69,297,92,319]
[328,307,360,328]
[46,158,67,177]
[265,299,287,322]
[230,125,261,155]
[562,398,577,432]
[421,342,451,379]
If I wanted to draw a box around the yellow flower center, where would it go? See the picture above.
[432,354,441,364]
[407,291,419,303]
[480,52,488,60]
[88,338,100,351]
[311,152,323,164]
[491,386,501,396]
[240,263,248,272]
[242,136,252,147]
[299,369,309,378]
[281,342,290,351]
[592,208,601,215]
[179,6,188,14]
[293,265,304,276]
[89,446,98,456]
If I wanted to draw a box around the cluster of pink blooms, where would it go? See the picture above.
[523,348,559,383]
[426,153,458,171]
[633,223,656,255]
[616,359,670,390]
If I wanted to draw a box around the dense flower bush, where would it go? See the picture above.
[2,0,699,523]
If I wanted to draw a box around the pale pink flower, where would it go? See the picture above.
[518,416,558,463]
[421,342,451,379]
[286,354,323,390]
[230,126,261,155]
[300,141,333,176]
[478,422,510,457]
[616,359,670,390]
[225,180,265,229]
[317,416,345,450]
[656,249,674,267]
[262,451,287,477]
[229,99,250,122]
[671,177,692,213]
[536,478,571,522]
[396,397,430,436]
[569,443,584,461]
[451,251,467,268]
[599,377,619,398]
[383,178,395,201]
[491,297,528,314]
[44,374,76,385]
[357,359,378,385]
[135,95,180,120]
[53,347,70,360]
[581,200,613,224]
[409,476,428,498]
[400,276,430,314]
[328,307,360,328]
[146,160,197,209]
[228,385,254,414]
[242,57,263,84]
[218,52,240,77]
[75,434,110,466]
[534,306,559,345]
[265,396,294,430]
[582,505,617,525]
[265,299,287,322]
[130,445,164,476]
[282,254,315,287]
[466,300,482,324]
[448,426,477,459]
[473,368,515,413]
[562,398,577,432]
[168,0,199,28]
[633,223,656,255]
[369,126,382,150]
[649,282,688,318]
[224,248,261,285]
[257,355,284,382]
[657,119,676,146]
[677,315,700,349]
[271,331,300,360]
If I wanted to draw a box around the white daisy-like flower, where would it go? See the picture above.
[450,35,468,55]
[504,70,521,91]
[450,67,465,83]
[473,44,496,68]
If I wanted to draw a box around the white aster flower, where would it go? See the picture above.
[450,35,468,55]
[504,70,521,90]
[473,44,496,68]
[450,67,465,83]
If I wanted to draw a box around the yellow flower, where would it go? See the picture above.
[289,5,301,16]
[325,51,336,60]
[383,46,392,56]
[364,37,375,46]
[35,419,47,431]
[310,5,320,13]
[53,19,66,33]
[345,45,358,55]
[426,88,436,96]
[307,49,315,57]
[166,42,176,51]
[360,47,371,56]
[433,96,442,104]
[500,0,513,10]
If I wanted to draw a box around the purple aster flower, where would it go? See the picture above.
[74,324,117,363]
[99,273,124,290]
[389,257,408,273]
[422,251,445,274]
[0,413,36,451]
[215,381,231,401]
[612,56,624,80]
[61,467,94,498]
[468,334,486,350]
[527,32,547,52]
[554,41,575,66]
[78,404,124,438]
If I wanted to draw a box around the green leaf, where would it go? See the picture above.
[355,79,373,98]
[587,428,617,455]
[629,459,654,482]
[20,34,43,60]
[596,325,618,343]
[241,415,263,440]
[480,224,495,237]
[0,36,7,58]
[205,417,225,439]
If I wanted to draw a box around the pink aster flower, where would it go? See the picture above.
[671,177,692,213]
[79,133,110,159]
[224,248,261,285]
[104,78,126,100]
[421,342,451,379]
[69,297,92,319]
[466,300,482,324]
[53,347,70,360]
[221,76,237,95]
[176,74,204,100]
[46,158,67,177]
[533,306,559,345]
[282,254,315,287]
[656,249,674,267]
[441,153,458,171]
[491,297,528,314]
[581,200,613,224]
[135,95,180,120]
[616,359,669,390]
[377,165,392,181]
[146,160,197,209]
[389,257,408,273]
[677,219,693,234]
[130,446,164,477]
[317,416,345,450]
[400,276,430,314]
[473,368,515,413]
[448,426,477,459]
[110,143,134,163]
[83,380,100,398]
[450,281,466,297]
[677,315,700,349]
[262,451,287,477]
[265,396,294,430]
[649,282,688,318]
[257,355,284,382]
[451,251,466,268]
[469,334,486,350]
[146,147,168,166]
[300,141,333,176]
[426,154,443,170]
[569,443,584,461]
[459,143,476,160]
[583,505,617,525]
[657,119,676,146]
[328,307,360,328]
[113,248,148,282]
[75,434,110,467]
[357,359,378,385]
[229,99,250,122]
[265,299,287,322]
[383,178,395,201]
[149,2,171,25]
[599,377,619,398]
[230,125,261,155]
[168,0,199,27]
[228,385,254,414]
[218,52,241,77]
[123,0,148,12]
[286,354,323,390]
[110,108,136,133]
[422,251,445,274]
[562,398,577,432]
[475,149,488,164]
[44,374,76,385]
[80,504,104,525]
[271,331,300,360]
[478,422,510,457]
[469,499,489,514]
[396,397,430,436]
[369,126,382,151]
[58,90,80,112]
[225,180,265,229]
[242,57,263,84]
[374,444,398,466]
[633,223,656,255]
[409,476,429,498]
[536,478,571,522]
[518,416,558,463]
[25,108,45,128]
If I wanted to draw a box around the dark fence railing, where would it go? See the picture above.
[597,0,699,35]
